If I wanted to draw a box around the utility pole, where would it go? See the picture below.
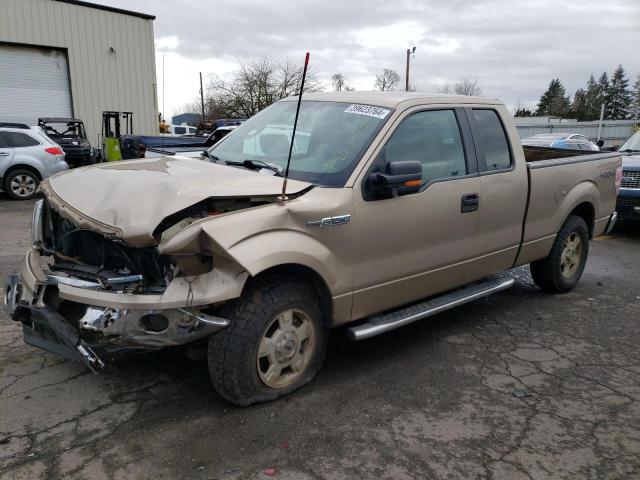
[199,72,205,120]
[405,46,416,91]
[597,103,605,142]
[162,54,165,122]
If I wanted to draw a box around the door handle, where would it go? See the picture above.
[0,152,10,156]
[461,193,479,213]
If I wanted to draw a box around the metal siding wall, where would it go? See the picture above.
[515,121,636,146]
[0,0,158,145]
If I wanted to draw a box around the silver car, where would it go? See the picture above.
[0,123,69,200]
[521,133,600,151]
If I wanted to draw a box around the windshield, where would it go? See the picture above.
[619,130,640,152]
[209,100,392,186]
[43,122,87,140]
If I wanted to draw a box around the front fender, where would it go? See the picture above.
[226,229,348,295]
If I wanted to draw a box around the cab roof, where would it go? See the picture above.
[283,91,503,109]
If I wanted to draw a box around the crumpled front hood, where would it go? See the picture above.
[44,157,312,246]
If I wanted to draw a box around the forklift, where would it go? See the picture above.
[101,111,133,161]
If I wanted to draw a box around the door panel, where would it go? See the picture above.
[467,107,528,271]
[0,132,15,174]
[351,176,482,320]
[350,107,483,320]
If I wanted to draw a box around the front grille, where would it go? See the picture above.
[41,201,169,290]
[621,170,640,189]
[616,197,640,208]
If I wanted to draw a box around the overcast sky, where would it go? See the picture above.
[101,0,640,120]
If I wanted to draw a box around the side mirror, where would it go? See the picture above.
[368,160,422,197]
[596,139,605,148]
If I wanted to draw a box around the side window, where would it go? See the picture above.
[0,133,9,148]
[4,132,40,148]
[472,109,511,171]
[174,126,187,135]
[384,109,466,185]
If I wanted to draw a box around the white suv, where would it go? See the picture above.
[0,123,69,200]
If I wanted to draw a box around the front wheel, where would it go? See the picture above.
[530,214,589,293]
[208,277,328,406]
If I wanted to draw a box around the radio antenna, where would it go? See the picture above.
[281,51,310,200]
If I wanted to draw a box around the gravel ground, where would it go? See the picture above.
[1,197,639,480]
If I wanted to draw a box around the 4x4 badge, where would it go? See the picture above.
[307,215,351,228]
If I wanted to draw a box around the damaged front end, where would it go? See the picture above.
[5,197,250,371]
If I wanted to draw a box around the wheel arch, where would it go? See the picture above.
[247,263,335,328]
[568,201,595,238]
[3,164,43,182]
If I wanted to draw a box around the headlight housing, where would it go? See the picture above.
[31,199,44,249]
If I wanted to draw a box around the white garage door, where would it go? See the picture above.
[0,44,73,126]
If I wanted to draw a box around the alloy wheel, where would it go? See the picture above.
[256,308,316,389]
[10,174,37,198]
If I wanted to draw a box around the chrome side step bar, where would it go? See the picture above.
[348,277,515,341]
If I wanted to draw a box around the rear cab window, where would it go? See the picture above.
[3,131,41,148]
[469,109,512,172]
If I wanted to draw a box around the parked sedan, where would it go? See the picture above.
[616,129,640,219]
[0,123,68,200]
[521,133,600,151]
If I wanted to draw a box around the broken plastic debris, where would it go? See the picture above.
[264,467,276,476]
[512,388,531,398]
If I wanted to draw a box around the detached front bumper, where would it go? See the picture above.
[4,250,235,371]
[5,280,105,372]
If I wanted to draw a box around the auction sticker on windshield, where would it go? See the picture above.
[344,104,391,119]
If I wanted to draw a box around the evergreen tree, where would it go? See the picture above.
[594,72,610,119]
[536,78,570,117]
[628,74,640,121]
[583,75,601,120]
[515,107,533,117]
[606,65,631,119]
[571,88,589,120]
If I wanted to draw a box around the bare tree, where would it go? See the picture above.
[437,84,452,94]
[454,78,482,96]
[375,69,400,91]
[200,58,324,119]
[332,72,355,92]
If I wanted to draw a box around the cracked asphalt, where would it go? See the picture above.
[1,197,640,480]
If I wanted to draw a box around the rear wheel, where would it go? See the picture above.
[208,277,328,406]
[4,169,39,200]
[530,215,589,293]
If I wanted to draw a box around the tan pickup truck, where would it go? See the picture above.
[5,92,622,406]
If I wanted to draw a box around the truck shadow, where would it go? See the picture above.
[610,219,640,240]
[103,274,542,407]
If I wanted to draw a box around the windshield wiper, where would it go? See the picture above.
[201,151,220,163]
[619,149,640,153]
[226,160,283,176]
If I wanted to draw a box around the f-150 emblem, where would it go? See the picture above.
[307,215,352,228]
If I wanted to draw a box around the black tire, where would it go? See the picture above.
[208,277,328,406]
[4,169,40,200]
[530,215,589,293]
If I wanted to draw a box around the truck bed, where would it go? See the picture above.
[523,145,617,165]
[515,146,621,265]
